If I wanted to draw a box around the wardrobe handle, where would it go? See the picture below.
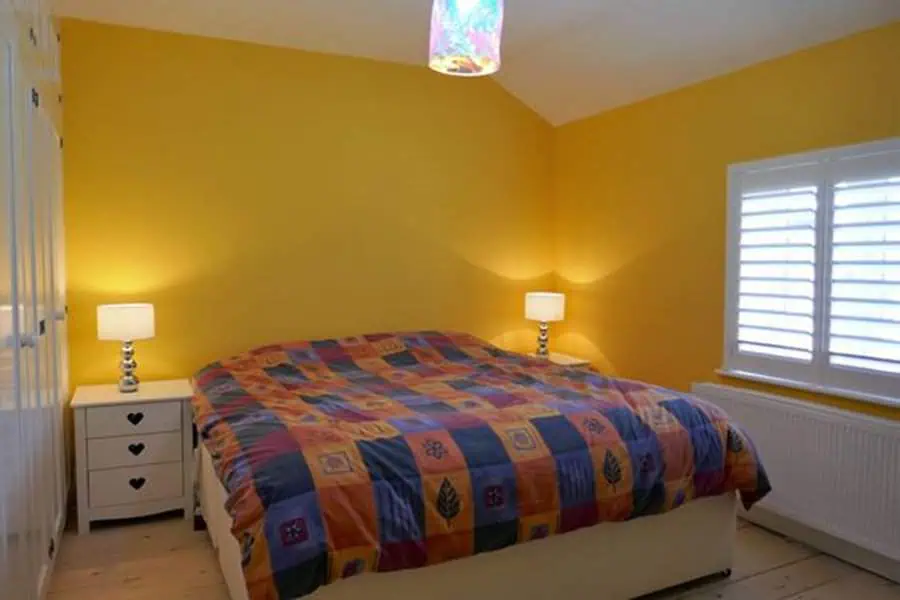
[19,321,46,348]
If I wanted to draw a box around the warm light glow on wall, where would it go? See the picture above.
[429,0,504,77]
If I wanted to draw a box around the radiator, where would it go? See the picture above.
[691,383,900,564]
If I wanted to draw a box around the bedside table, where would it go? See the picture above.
[532,352,592,368]
[72,379,194,534]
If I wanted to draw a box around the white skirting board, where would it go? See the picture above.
[199,445,738,600]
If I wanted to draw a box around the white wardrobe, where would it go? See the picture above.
[1,1,67,600]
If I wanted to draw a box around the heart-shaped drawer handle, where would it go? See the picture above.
[129,477,147,490]
[128,443,146,456]
[127,412,144,426]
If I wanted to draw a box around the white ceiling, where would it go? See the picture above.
[55,0,900,125]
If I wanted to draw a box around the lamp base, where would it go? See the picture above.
[118,340,140,393]
[536,322,550,357]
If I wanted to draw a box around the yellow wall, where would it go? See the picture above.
[63,18,900,419]
[553,22,900,419]
[62,20,554,386]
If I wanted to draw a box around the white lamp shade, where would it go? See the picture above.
[525,292,565,322]
[97,304,155,341]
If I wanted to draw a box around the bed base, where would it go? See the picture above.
[199,445,736,600]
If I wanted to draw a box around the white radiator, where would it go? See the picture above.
[692,383,900,565]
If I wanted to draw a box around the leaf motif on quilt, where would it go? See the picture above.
[436,478,461,523]
[603,449,622,490]
[727,427,744,453]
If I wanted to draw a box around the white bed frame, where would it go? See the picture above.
[199,445,736,600]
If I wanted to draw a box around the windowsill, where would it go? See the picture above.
[715,369,900,410]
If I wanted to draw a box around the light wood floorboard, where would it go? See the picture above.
[49,515,899,600]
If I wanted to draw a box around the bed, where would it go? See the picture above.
[192,331,770,600]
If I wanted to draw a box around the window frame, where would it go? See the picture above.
[723,138,900,407]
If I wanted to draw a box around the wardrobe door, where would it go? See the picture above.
[45,109,65,532]
[33,100,64,547]
[0,34,29,600]
[12,41,44,600]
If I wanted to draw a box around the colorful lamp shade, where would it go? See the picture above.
[429,0,504,77]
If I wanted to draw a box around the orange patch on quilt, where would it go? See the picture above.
[319,484,378,550]
[515,456,559,516]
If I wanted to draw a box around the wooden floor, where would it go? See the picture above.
[49,517,899,600]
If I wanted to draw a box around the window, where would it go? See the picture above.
[725,139,900,403]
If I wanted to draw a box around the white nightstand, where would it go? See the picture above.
[532,352,592,368]
[72,379,194,534]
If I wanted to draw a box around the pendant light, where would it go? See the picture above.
[429,0,505,77]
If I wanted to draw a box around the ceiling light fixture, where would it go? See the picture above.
[429,0,504,77]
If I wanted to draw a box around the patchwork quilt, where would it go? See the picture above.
[192,332,770,600]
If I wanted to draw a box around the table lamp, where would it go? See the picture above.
[97,303,155,393]
[525,292,565,357]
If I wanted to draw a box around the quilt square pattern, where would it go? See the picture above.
[193,331,770,600]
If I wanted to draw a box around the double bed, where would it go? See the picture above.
[192,332,770,600]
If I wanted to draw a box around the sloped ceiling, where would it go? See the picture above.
[55,0,900,125]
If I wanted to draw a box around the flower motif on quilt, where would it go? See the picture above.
[583,417,606,436]
[423,438,448,460]
[279,517,309,546]
[342,558,366,578]
[530,524,549,540]
[484,484,505,508]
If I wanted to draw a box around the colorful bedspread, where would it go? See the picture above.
[192,332,770,600]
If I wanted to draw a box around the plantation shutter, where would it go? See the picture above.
[825,146,900,393]
[727,159,822,383]
[726,140,900,403]
[737,185,818,361]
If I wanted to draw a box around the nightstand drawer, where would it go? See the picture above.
[89,462,183,508]
[86,401,181,438]
[87,431,182,470]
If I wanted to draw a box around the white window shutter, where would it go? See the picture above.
[726,161,822,383]
[737,186,817,361]
[824,145,900,395]
[726,140,900,402]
